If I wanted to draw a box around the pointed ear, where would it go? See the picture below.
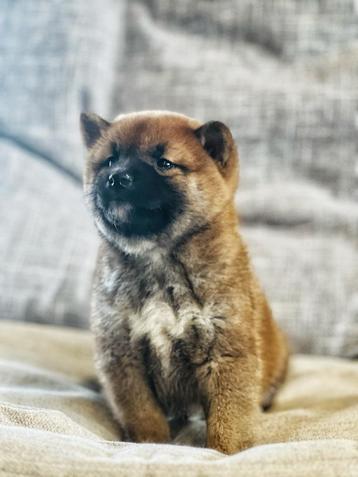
[80,112,110,149]
[194,121,234,166]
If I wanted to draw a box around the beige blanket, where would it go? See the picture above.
[0,321,357,476]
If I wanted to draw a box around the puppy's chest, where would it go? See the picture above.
[124,260,216,375]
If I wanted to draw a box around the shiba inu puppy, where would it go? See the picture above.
[81,110,288,454]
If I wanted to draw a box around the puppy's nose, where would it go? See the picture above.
[106,172,134,192]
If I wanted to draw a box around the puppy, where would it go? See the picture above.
[80,110,288,454]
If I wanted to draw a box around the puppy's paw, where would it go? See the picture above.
[127,415,170,444]
[207,438,254,455]
[207,428,255,455]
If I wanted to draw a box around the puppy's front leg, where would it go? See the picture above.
[201,356,260,454]
[101,362,170,443]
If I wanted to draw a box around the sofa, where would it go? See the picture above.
[0,1,357,475]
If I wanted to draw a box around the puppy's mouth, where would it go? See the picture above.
[95,196,171,238]
[99,202,132,227]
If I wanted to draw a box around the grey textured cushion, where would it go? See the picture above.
[0,0,123,327]
[0,140,98,328]
[0,0,357,357]
[0,0,125,175]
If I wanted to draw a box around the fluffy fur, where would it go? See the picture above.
[81,110,289,454]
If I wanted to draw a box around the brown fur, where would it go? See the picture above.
[81,110,289,454]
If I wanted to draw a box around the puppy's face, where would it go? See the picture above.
[81,111,238,251]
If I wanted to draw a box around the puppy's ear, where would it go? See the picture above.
[195,121,234,166]
[80,113,110,149]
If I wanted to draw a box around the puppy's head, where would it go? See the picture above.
[81,111,238,252]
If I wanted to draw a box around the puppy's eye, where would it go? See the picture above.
[156,158,175,171]
[102,145,120,169]
[105,156,114,168]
